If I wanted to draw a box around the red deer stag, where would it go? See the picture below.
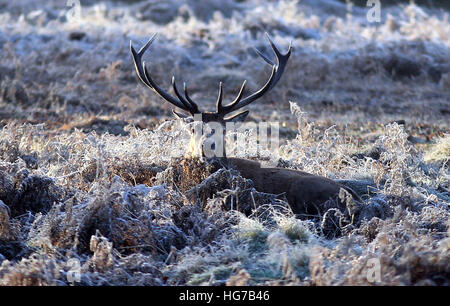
[130,33,360,218]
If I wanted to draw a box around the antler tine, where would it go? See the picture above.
[265,33,292,90]
[183,82,200,114]
[220,80,247,113]
[253,48,274,65]
[221,64,276,113]
[130,33,157,89]
[215,82,224,113]
[219,33,291,114]
[130,34,199,114]
[171,76,196,114]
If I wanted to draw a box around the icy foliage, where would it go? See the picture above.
[0,111,448,285]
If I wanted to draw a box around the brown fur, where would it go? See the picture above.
[226,157,360,217]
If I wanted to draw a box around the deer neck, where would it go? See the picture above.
[186,124,228,160]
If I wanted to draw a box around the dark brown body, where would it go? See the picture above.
[227,157,358,217]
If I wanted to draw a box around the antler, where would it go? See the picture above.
[130,33,199,115]
[130,33,291,119]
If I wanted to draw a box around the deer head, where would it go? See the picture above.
[130,33,291,158]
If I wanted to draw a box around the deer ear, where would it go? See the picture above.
[172,109,189,119]
[225,110,249,123]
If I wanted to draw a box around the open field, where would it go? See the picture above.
[0,0,448,285]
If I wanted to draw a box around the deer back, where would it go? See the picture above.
[227,157,354,216]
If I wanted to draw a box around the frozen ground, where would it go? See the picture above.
[0,0,448,285]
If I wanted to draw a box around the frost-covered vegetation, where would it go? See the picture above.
[0,0,449,285]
